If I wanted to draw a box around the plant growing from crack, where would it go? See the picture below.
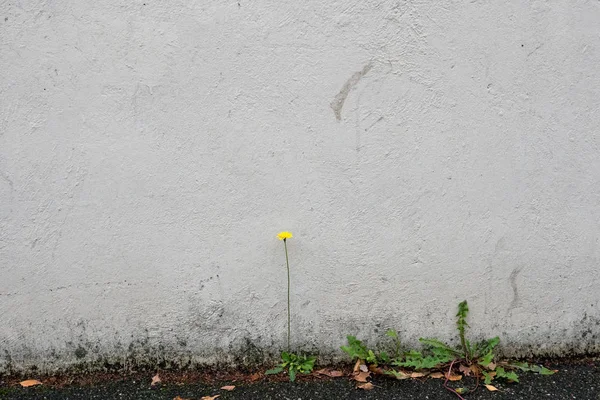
[342,300,555,397]
[265,231,316,381]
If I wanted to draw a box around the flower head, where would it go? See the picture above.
[277,231,293,241]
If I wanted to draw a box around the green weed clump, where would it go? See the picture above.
[341,301,555,397]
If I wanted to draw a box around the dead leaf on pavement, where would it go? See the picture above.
[353,359,362,373]
[410,372,427,378]
[446,374,462,381]
[250,372,262,381]
[459,364,471,376]
[470,364,480,375]
[353,371,371,383]
[392,370,410,380]
[368,365,384,375]
[20,380,42,387]
[200,396,220,400]
[484,384,499,391]
[315,369,343,377]
[173,397,190,400]
[486,362,497,371]
[429,372,445,379]
[220,385,235,391]
[357,382,375,390]
[359,364,369,372]
[151,373,161,386]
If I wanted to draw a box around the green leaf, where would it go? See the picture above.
[386,329,398,338]
[475,337,500,358]
[496,367,519,383]
[538,366,555,375]
[288,367,297,382]
[265,366,284,375]
[482,371,494,385]
[341,335,370,361]
[281,352,291,362]
[379,351,390,364]
[478,351,494,367]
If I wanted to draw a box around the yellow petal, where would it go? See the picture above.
[277,231,293,240]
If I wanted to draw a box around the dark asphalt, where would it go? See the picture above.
[1,362,598,400]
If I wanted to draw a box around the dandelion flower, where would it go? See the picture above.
[277,231,293,241]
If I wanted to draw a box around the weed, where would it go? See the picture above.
[265,232,316,381]
[342,300,555,397]
[265,352,316,382]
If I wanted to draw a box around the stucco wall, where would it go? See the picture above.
[1,0,599,373]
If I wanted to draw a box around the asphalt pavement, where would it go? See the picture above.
[1,361,598,400]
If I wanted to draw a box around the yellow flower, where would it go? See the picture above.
[277,231,293,240]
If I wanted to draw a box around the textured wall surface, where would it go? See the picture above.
[1,0,600,373]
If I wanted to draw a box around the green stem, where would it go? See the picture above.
[284,238,291,352]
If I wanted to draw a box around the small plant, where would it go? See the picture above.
[265,352,316,382]
[265,231,316,381]
[341,335,380,364]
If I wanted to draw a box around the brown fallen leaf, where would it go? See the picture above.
[484,384,499,391]
[151,373,161,386]
[359,364,369,372]
[353,371,371,383]
[486,362,497,371]
[220,385,235,391]
[429,372,445,379]
[447,374,462,381]
[459,364,471,376]
[20,380,42,387]
[250,372,262,382]
[470,364,480,375]
[353,359,362,373]
[200,396,220,400]
[173,397,190,400]
[357,382,375,390]
[391,370,410,380]
[368,365,384,375]
[315,369,344,378]
[410,372,427,378]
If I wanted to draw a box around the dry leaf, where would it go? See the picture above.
[250,372,262,382]
[20,380,42,387]
[151,373,161,386]
[315,369,343,378]
[173,397,190,400]
[392,370,410,380]
[353,359,362,373]
[359,364,368,372]
[469,364,480,375]
[484,384,499,391]
[357,382,375,390]
[429,372,445,379]
[353,371,371,383]
[368,365,384,375]
[447,374,462,381]
[410,372,426,378]
[459,364,471,376]
[200,396,220,400]
[486,362,497,371]
[220,385,235,391]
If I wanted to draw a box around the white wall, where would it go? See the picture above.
[1,0,599,373]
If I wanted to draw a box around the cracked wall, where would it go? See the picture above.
[1,0,600,373]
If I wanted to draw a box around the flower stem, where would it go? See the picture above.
[284,238,291,352]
